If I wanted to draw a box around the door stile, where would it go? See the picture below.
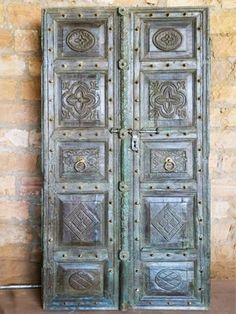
[117,8,133,310]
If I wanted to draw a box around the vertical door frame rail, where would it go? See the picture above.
[42,7,210,311]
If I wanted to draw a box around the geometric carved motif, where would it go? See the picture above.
[151,149,187,173]
[63,148,99,174]
[69,270,98,291]
[62,80,100,122]
[66,29,95,52]
[155,269,182,291]
[151,203,184,241]
[152,28,182,52]
[64,203,99,241]
[149,80,187,119]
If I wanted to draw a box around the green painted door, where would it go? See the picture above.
[42,7,210,311]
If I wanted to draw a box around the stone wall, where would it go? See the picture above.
[0,0,235,284]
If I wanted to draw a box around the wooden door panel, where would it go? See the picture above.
[42,8,119,310]
[43,7,210,311]
[140,71,195,129]
[131,8,209,310]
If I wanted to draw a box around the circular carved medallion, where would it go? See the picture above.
[69,271,96,290]
[152,28,182,52]
[66,29,95,52]
[155,269,182,291]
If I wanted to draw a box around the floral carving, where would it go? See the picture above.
[152,28,182,51]
[62,80,100,122]
[66,29,95,52]
[149,80,187,119]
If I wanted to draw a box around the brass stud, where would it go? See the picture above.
[49,118,53,121]
[109,201,112,204]
[62,186,65,189]
[198,27,201,31]
[183,132,187,135]
[166,253,170,257]
[166,13,169,17]
[79,132,82,136]
[135,117,139,121]
[135,201,139,205]
[198,79,201,83]
[49,149,53,152]
[135,27,139,31]
[149,13,153,17]
[135,237,139,241]
[78,63,82,67]
[49,80,53,83]
[183,12,187,16]
[135,269,139,273]
[150,186,153,189]
[109,219,112,223]
[183,63,186,67]
[48,28,51,31]
[108,78,112,82]
[166,63,170,67]
[199,218,203,222]
[108,268,112,272]
[167,186,170,189]
[61,14,65,17]
[109,117,112,120]
[149,133,153,136]
[135,98,139,102]
[198,96,201,100]
[109,27,112,31]
[134,169,138,173]
[166,133,170,137]
[48,48,52,52]
[78,13,81,17]
[198,115,201,119]
[199,236,203,240]
[135,47,139,51]
[199,287,202,291]
[109,238,113,242]
[198,47,201,51]
[198,148,201,151]
[187,301,192,305]
[61,64,66,68]
[109,47,112,51]
[95,64,98,67]
[95,132,98,136]
[198,200,202,204]
[95,186,98,189]
[183,185,186,189]
[198,169,202,172]
[135,80,138,84]
[78,186,81,190]
[109,148,112,152]
[78,254,81,257]
[150,253,153,257]
[109,98,112,102]
[109,169,112,172]
[94,13,97,17]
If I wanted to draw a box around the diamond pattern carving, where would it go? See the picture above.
[151,150,187,173]
[149,80,186,119]
[64,203,99,241]
[151,204,184,241]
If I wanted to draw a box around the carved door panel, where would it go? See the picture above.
[130,8,210,310]
[42,8,120,310]
[42,7,210,311]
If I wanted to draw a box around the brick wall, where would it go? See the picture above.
[0,0,235,284]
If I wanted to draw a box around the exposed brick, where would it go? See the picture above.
[0,200,29,221]
[29,129,41,147]
[19,176,42,196]
[0,55,25,76]
[7,4,41,29]
[0,80,17,100]
[211,11,236,34]
[222,0,236,8]
[166,0,205,5]
[28,56,41,76]
[212,85,236,104]
[0,152,38,173]
[0,224,32,246]
[0,176,15,196]
[0,29,13,49]
[0,4,4,24]
[15,30,40,52]
[212,35,236,58]
[20,79,40,100]
[211,59,233,85]
[0,260,40,285]
[0,104,40,126]
[0,129,28,147]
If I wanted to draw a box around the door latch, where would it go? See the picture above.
[131,133,139,152]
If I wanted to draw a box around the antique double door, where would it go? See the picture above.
[42,7,210,311]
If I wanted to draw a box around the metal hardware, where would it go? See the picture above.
[0,284,41,290]
[119,181,129,192]
[131,133,139,152]
[164,157,176,172]
[119,250,129,261]
[118,59,128,69]
[74,158,86,172]
[110,128,128,139]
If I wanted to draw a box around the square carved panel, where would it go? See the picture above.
[56,21,107,58]
[142,261,195,297]
[55,72,106,128]
[56,262,105,297]
[141,140,195,181]
[143,195,195,249]
[140,71,195,128]
[140,17,196,60]
[57,141,107,182]
[58,193,106,246]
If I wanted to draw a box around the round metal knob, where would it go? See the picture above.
[164,157,176,172]
[74,158,86,172]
